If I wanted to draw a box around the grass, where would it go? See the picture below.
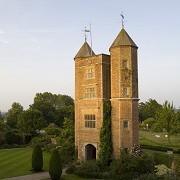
[139,130,180,150]
[0,147,51,179]
[61,174,84,180]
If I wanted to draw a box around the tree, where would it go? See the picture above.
[59,118,75,164]
[17,109,46,137]
[32,145,43,172]
[6,102,23,128]
[139,99,162,122]
[30,92,74,126]
[49,149,62,180]
[0,111,3,120]
[156,101,176,143]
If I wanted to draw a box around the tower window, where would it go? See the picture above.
[123,121,128,128]
[85,87,95,98]
[86,68,94,79]
[122,87,128,96]
[84,114,96,128]
[122,60,128,69]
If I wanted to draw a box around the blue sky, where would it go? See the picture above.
[0,0,180,112]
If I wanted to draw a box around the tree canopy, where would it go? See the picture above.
[17,109,46,136]
[30,92,74,126]
[139,99,162,122]
[6,102,23,128]
[155,101,177,143]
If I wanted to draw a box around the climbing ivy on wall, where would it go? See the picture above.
[99,101,113,166]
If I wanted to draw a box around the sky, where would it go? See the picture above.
[0,0,180,112]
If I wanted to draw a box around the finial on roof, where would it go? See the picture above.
[82,27,90,42]
[120,12,125,29]
[82,24,93,56]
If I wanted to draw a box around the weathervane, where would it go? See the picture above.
[82,27,90,42]
[82,24,93,56]
[120,12,125,29]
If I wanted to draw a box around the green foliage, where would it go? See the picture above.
[0,111,3,120]
[49,149,62,180]
[44,127,61,136]
[110,150,137,175]
[66,163,77,174]
[139,173,161,180]
[17,109,46,137]
[31,135,56,152]
[151,122,163,132]
[155,164,174,177]
[174,157,180,175]
[140,144,173,152]
[153,152,174,167]
[59,118,75,164]
[139,99,162,122]
[32,145,43,172]
[76,160,102,178]
[0,121,10,132]
[141,118,156,129]
[156,101,176,143]
[110,151,155,177]
[30,92,74,126]
[5,130,23,145]
[137,153,155,173]
[99,101,112,166]
[6,102,23,128]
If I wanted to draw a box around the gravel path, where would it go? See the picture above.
[3,168,67,180]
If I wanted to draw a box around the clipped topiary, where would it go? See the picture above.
[32,145,43,172]
[49,149,62,180]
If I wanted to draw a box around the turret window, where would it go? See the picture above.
[84,114,96,128]
[123,87,128,96]
[86,67,94,79]
[123,121,128,128]
[122,60,128,69]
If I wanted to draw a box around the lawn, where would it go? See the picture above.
[139,130,180,150]
[0,147,51,179]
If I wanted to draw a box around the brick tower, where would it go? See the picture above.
[110,28,139,158]
[74,27,139,161]
[74,41,110,161]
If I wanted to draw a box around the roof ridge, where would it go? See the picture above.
[74,42,95,58]
[110,29,137,48]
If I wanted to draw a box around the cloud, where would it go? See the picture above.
[0,39,9,44]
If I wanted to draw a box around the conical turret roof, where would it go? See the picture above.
[110,28,137,48]
[74,42,95,58]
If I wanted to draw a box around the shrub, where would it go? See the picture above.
[5,130,23,145]
[66,163,77,174]
[31,135,52,151]
[139,173,161,180]
[155,164,174,177]
[49,149,62,180]
[173,157,180,175]
[110,151,137,176]
[32,145,43,172]
[75,160,102,178]
[140,144,173,152]
[153,152,174,167]
[44,127,61,136]
[110,151,155,177]
[137,152,155,173]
